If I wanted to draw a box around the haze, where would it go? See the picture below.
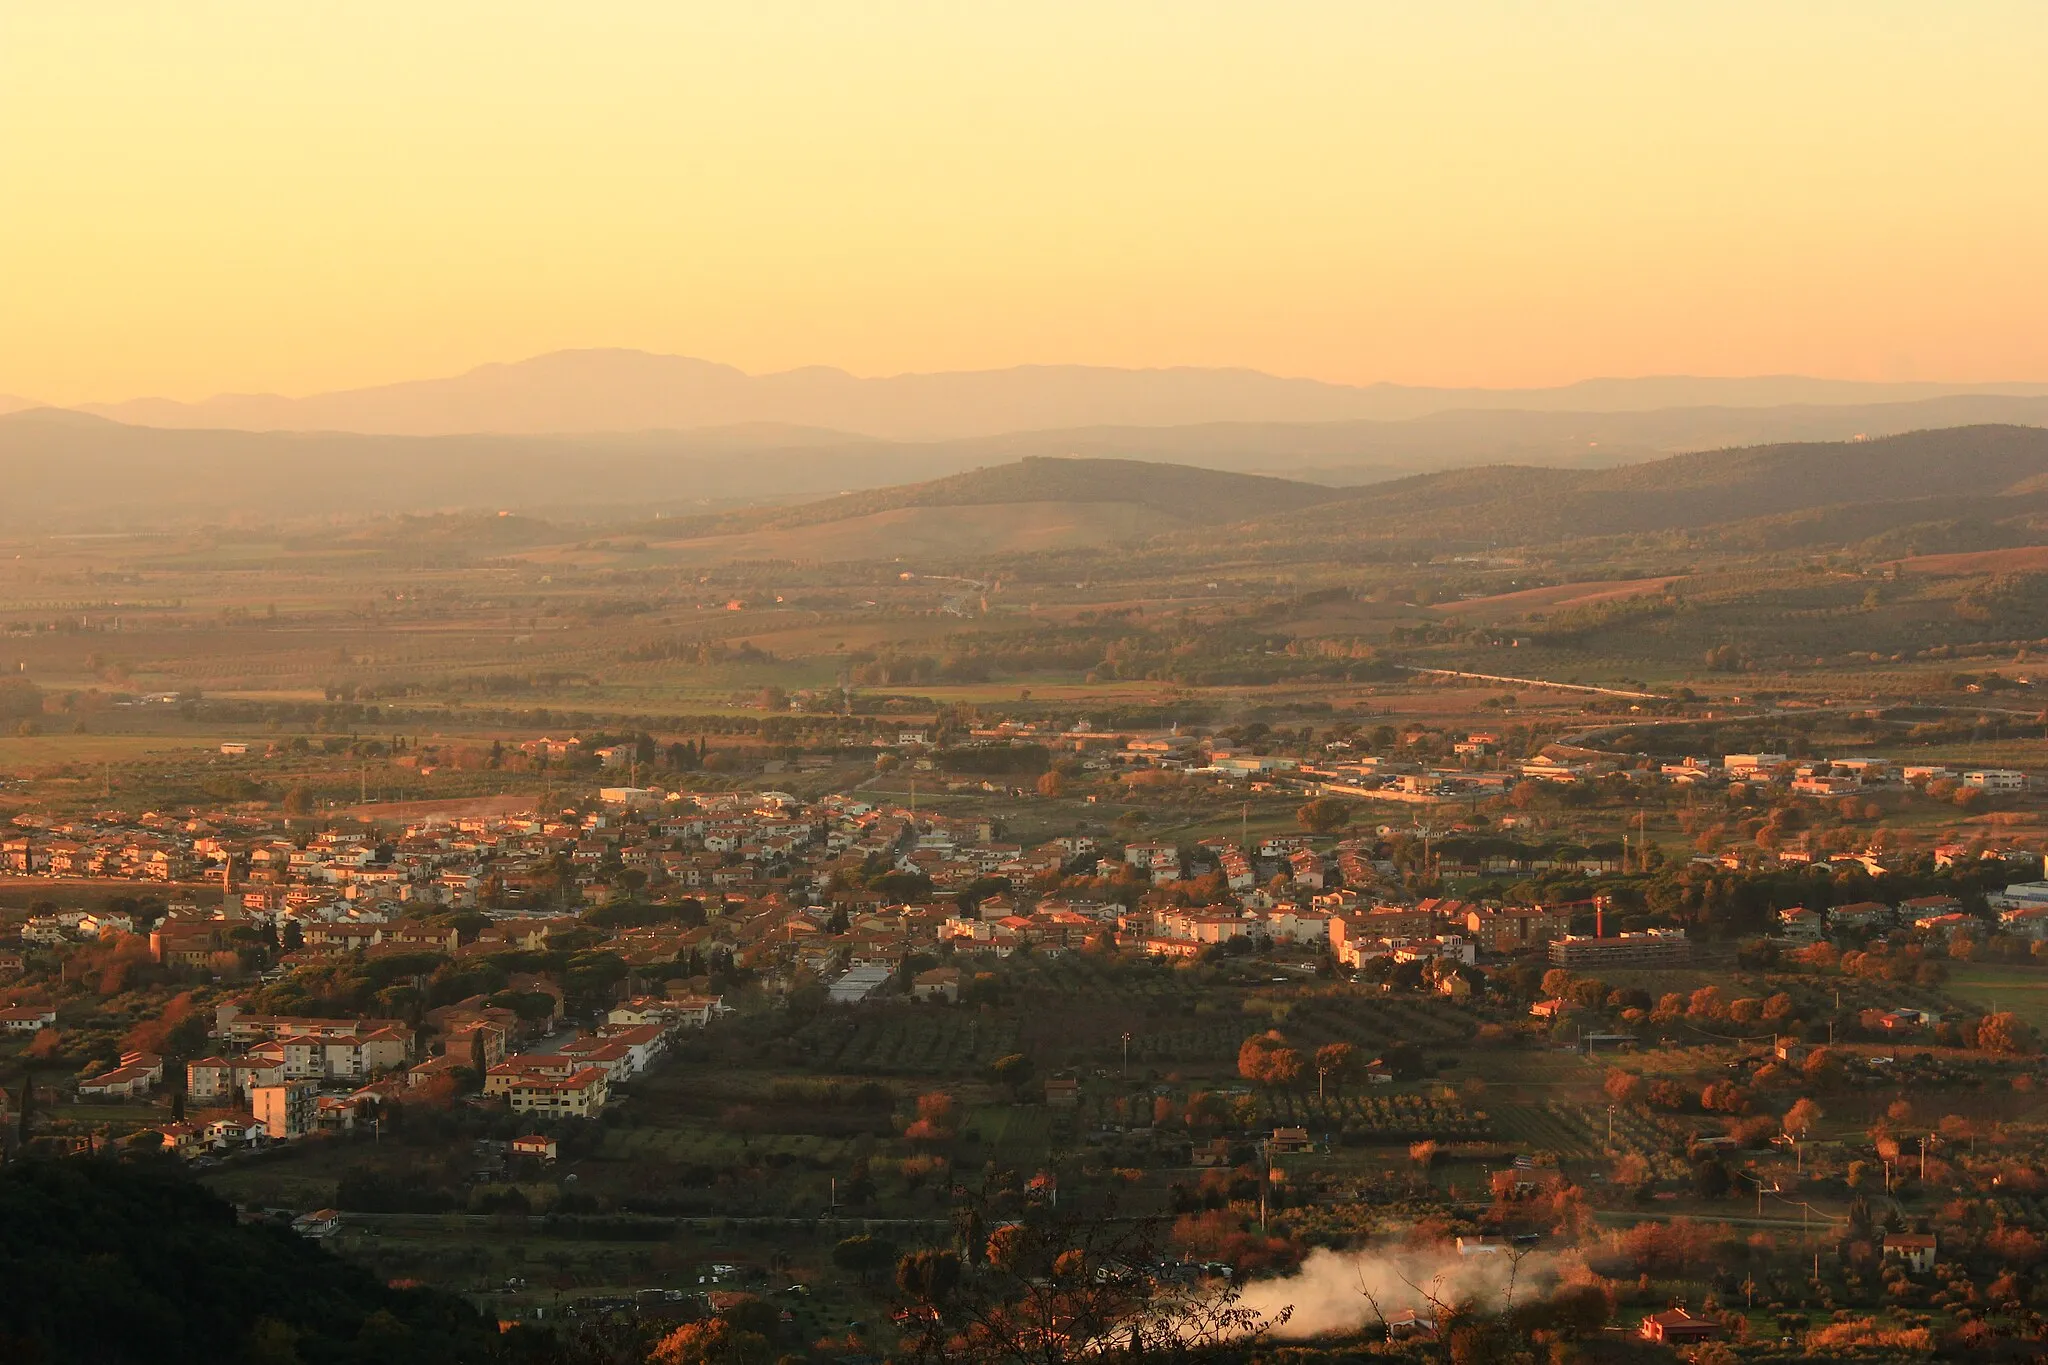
[5,1,2048,406]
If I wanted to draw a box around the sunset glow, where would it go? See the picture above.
[5,2,2047,403]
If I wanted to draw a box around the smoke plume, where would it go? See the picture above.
[1235,1246,1564,1340]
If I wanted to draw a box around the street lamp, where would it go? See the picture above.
[1120,1031,1132,1078]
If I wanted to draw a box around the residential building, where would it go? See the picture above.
[1639,1311,1722,1345]
[0,1005,56,1033]
[505,1066,610,1118]
[1547,930,1690,969]
[251,1080,318,1140]
[911,965,961,1002]
[1883,1233,1937,1274]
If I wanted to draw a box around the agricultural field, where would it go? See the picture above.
[1945,963,2048,1032]
[1258,1089,1491,1143]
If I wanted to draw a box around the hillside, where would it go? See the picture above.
[1258,425,2048,550]
[0,1157,501,1364]
[739,456,1331,529]
[0,409,954,526]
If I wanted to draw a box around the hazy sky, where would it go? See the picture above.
[4,2,2046,403]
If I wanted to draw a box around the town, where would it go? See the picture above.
[7,700,2048,1361]
[9,6,2048,1357]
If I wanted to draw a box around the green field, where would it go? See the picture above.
[1945,963,2048,1031]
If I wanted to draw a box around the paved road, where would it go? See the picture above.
[1392,665,1661,701]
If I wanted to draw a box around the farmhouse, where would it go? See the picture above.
[1639,1310,1722,1344]
[1883,1232,1936,1273]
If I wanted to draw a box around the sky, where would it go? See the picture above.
[3,2,2047,405]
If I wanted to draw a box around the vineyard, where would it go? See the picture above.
[1111,998,1476,1069]
[1491,1100,1694,1181]
[1257,1090,1492,1144]
[788,1012,1022,1075]
[601,1125,855,1167]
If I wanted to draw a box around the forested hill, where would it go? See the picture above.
[1255,424,2048,547]
[702,455,1336,532]
[0,1157,505,1364]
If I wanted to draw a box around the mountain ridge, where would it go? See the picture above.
[65,348,2048,441]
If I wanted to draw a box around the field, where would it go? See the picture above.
[1945,963,2048,1032]
[1432,576,1684,624]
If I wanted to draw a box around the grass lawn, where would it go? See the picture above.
[1943,963,2048,1031]
[0,733,221,769]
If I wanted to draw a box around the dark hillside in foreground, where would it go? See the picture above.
[0,1157,502,1364]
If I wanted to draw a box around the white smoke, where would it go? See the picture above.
[1234,1246,1566,1340]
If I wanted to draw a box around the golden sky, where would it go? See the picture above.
[4,2,2046,404]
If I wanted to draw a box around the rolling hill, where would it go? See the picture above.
[626,457,1337,561]
[1256,424,2048,550]
[7,405,2048,568]
[724,456,1332,529]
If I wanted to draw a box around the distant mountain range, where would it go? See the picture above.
[41,348,2048,441]
[12,399,2048,536]
[8,404,2048,572]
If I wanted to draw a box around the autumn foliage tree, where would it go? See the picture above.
[648,1316,771,1365]
[1976,1011,2037,1054]
[1783,1097,1823,1139]
[1237,1031,1303,1088]
[1603,1068,1644,1105]
[905,1091,959,1142]
[1313,1041,1356,1091]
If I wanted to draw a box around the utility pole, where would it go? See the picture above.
[1120,1031,1131,1079]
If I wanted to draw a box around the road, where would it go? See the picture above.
[1392,665,1661,701]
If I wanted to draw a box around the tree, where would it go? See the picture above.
[1237,1031,1301,1087]
[896,1248,962,1306]
[1603,1069,1644,1105]
[281,786,314,818]
[1977,1011,2036,1055]
[649,1316,771,1365]
[1783,1097,1823,1139]
[1700,1081,1750,1114]
[833,1234,899,1286]
[14,1066,32,1146]
[905,1092,959,1142]
[1313,1042,1356,1092]
[990,1053,1035,1098]
[0,677,43,721]
[1294,797,1351,835]
[1035,770,1067,798]
[468,1028,486,1090]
